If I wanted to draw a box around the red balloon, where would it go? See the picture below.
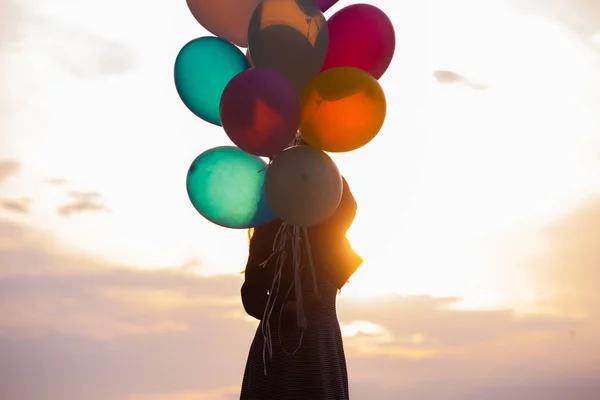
[321,4,395,80]
[220,68,301,157]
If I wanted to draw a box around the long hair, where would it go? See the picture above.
[244,218,291,287]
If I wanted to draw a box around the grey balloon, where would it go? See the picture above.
[247,0,329,94]
[265,145,343,227]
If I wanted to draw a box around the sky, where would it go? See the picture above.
[1,0,600,399]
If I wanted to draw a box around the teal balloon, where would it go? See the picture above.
[186,146,276,229]
[174,37,250,126]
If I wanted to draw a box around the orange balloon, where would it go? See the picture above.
[299,67,386,152]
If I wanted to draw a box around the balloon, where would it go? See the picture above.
[186,146,276,229]
[265,145,342,227]
[220,68,301,157]
[185,0,262,47]
[300,67,386,152]
[321,4,395,80]
[314,0,338,13]
[247,0,329,94]
[174,37,250,126]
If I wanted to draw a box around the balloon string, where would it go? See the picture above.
[278,226,323,356]
[292,131,302,145]
[258,157,273,173]
[258,132,300,173]
[259,218,321,372]
[260,222,289,375]
[302,227,320,299]
[278,272,305,356]
[293,226,307,329]
[279,226,306,356]
[261,223,320,372]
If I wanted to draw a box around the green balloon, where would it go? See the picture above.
[186,146,276,229]
[174,37,250,126]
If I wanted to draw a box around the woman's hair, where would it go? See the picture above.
[243,218,287,278]
[244,177,357,289]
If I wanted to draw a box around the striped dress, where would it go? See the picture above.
[240,266,349,400]
[240,177,360,399]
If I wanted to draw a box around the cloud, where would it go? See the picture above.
[340,295,575,350]
[46,178,69,185]
[532,196,600,315]
[0,160,20,184]
[125,387,240,400]
[516,0,600,45]
[0,218,599,400]
[57,191,109,216]
[0,198,31,214]
[0,0,21,45]
[433,70,488,90]
[37,22,134,77]
[1,0,133,87]
[0,219,256,400]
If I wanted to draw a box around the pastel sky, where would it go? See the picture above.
[1,0,600,399]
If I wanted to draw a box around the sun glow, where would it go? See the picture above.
[334,7,600,307]
[4,0,600,310]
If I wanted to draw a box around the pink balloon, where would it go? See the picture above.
[321,4,395,80]
[220,68,301,157]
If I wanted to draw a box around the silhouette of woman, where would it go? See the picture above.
[240,172,362,399]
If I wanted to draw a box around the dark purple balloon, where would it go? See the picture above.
[220,68,301,157]
[314,0,338,12]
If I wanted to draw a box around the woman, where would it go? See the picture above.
[240,177,363,400]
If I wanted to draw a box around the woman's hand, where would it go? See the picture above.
[278,301,298,330]
[304,293,322,312]
[281,300,297,315]
[282,294,322,315]
[279,294,323,326]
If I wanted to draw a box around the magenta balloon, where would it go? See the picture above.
[321,4,395,80]
[220,68,301,157]
[314,0,338,12]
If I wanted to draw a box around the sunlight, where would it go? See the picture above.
[4,1,600,398]
[340,320,385,337]
[338,8,600,305]
[7,0,600,311]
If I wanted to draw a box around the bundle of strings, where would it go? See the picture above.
[259,223,320,375]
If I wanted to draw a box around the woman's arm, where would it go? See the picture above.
[275,293,323,330]
[311,177,363,289]
[240,281,268,320]
[240,234,271,320]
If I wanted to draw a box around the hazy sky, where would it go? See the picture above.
[1,0,600,399]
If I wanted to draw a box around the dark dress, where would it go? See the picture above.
[240,178,362,400]
[240,265,349,399]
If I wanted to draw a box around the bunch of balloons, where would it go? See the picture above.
[176,0,395,229]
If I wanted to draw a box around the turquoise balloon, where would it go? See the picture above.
[174,37,250,126]
[186,146,276,229]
